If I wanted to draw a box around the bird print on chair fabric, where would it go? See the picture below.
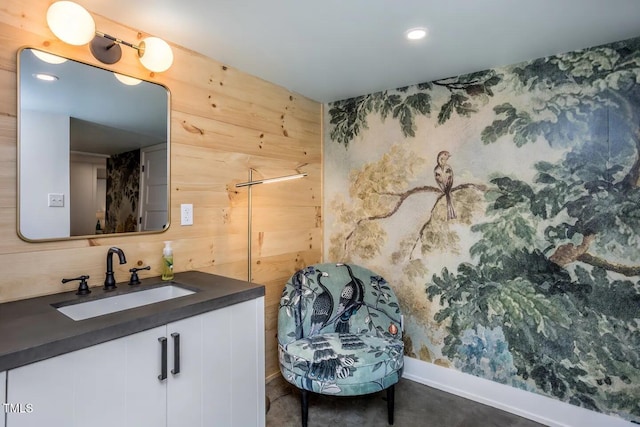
[291,269,307,339]
[333,263,365,333]
[309,271,333,336]
[339,333,366,350]
[434,150,456,220]
[306,336,356,382]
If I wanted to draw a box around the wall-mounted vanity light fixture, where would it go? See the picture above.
[46,1,174,73]
[235,170,308,282]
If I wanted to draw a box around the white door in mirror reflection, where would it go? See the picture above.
[140,144,168,231]
[70,156,107,236]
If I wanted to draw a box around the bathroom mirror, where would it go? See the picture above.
[17,47,170,241]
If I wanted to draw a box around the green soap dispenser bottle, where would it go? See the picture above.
[162,241,174,280]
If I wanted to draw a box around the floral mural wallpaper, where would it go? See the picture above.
[105,149,140,233]
[324,36,640,422]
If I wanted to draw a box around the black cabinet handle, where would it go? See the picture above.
[171,333,181,375]
[158,337,167,381]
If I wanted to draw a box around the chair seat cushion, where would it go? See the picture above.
[279,332,404,396]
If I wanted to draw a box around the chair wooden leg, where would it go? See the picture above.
[301,389,309,427]
[387,385,395,425]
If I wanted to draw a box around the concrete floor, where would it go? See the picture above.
[266,375,547,427]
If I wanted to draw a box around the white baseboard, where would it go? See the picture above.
[266,371,281,384]
[402,357,634,427]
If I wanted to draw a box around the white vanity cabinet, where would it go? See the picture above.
[6,297,265,427]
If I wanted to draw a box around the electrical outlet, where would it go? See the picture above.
[48,193,64,207]
[181,204,193,226]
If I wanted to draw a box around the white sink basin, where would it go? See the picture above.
[56,285,195,321]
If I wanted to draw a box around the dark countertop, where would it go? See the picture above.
[0,270,264,372]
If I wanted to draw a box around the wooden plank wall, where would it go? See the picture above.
[0,0,322,379]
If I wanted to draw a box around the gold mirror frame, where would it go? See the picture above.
[17,47,171,242]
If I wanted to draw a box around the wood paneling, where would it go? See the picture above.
[0,0,322,380]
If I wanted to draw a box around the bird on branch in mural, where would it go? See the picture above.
[434,150,456,220]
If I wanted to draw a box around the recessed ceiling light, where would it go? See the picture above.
[33,73,59,82]
[406,27,428,41]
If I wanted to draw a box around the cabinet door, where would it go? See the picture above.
[167,297,265,427]
[200,305,233,426]
[202,297,265,426]
[7,337,128,427]
[165,314,204,426]
[227,297,265,426]
[123,326,168,427]
[6,326,166,427]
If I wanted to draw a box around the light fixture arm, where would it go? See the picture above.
[90,31,147,65]
[95,30,141,51]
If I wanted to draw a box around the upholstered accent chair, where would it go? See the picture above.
[278,263,404,426]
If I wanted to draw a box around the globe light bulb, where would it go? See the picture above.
[46,1,96,46]
[138,37,174,73]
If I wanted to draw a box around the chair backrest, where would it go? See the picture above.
[278,263,402,347]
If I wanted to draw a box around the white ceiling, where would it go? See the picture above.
[78,0,640,103]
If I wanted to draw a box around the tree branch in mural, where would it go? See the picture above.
[329,70,502,147]
[427,39,640,418]
[408,183,487,259]
[551,233,640,276]
[330,144,486,263]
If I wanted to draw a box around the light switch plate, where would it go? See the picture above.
[181,204,193,226]
[48,193,64,207]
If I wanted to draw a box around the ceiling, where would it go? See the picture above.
[78,0,640,103]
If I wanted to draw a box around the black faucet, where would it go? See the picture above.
[104,247,127,290]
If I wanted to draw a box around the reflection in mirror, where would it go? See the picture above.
[18,48,170,241]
